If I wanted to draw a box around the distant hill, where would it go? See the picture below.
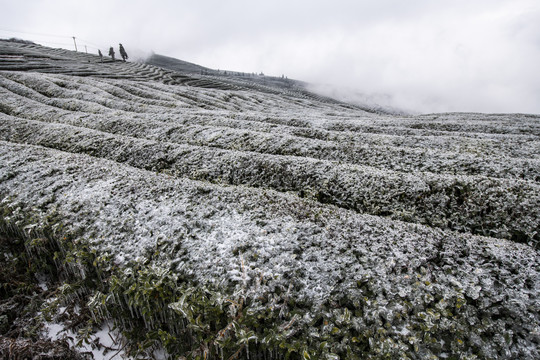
[145,52,405,114]
[146,53,213,74]
[145,53,366,109]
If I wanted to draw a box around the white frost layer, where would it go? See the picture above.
[1,40,539,357]
[1,141,538,306]
[44,320,128,360]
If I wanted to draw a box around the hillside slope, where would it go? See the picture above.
[0,39,539,359]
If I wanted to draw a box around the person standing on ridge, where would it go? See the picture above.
[109,46,115,61]
[119,43,128,62]
[98,49,103,63]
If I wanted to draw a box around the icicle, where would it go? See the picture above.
[143,315,148,329]
[160,309,165,323]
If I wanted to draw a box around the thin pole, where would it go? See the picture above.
[72,36,78,52]
[85,45,87,54]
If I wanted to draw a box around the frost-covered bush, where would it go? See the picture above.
[1,116,538,244]
[1,40,539,359]
[1,142,539,359]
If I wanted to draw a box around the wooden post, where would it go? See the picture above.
[72,36,78,52]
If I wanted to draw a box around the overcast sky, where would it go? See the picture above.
[1,0,539,114]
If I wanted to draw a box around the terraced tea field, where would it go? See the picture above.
[0,39,539,359]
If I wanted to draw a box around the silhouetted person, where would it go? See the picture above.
[109,46,115,61]
[119,43,128,62]
[98,49,103,63]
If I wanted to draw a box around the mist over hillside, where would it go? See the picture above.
[144,52,389,113]
[0,39,539,359]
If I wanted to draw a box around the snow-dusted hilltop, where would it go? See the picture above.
[0,39,539,359]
